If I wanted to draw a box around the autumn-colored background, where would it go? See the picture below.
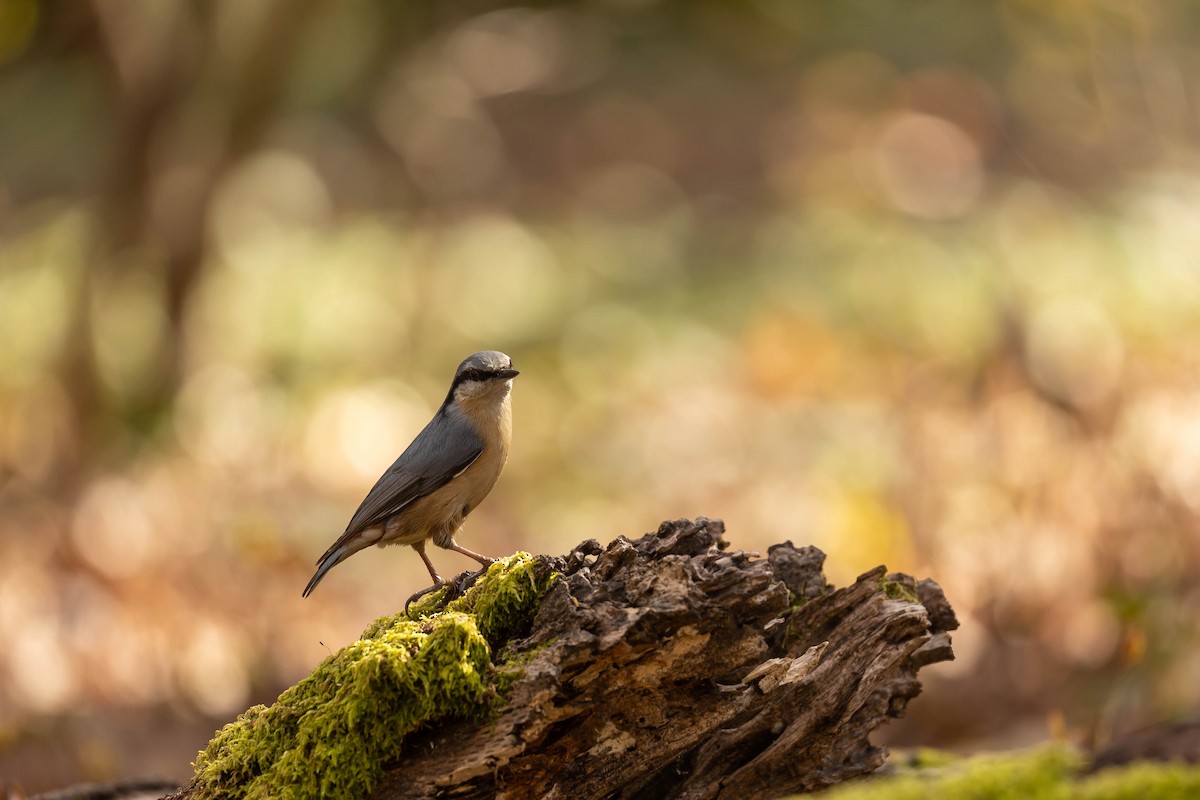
[3,0,1200,792]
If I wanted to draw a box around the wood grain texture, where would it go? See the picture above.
[368,517,958,800]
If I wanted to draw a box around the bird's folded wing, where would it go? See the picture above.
[340,411,485,540]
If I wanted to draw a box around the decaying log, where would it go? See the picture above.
[168,518,955,800]
[368,517,957,799]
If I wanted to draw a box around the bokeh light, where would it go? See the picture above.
[4,0,1200,792]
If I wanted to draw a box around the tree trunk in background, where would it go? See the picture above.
[54,0,320,460]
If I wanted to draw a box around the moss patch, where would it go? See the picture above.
[814,745,1200,800]
[190,553,556,800]
[877,576,920,604]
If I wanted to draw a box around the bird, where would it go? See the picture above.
[303,350,518,604]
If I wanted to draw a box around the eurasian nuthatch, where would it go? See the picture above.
[303,351,518,603]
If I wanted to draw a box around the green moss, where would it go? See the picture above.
[445,552,556,644]
[788,591,809,611]
[813,745,1200,800]
[889,747,962,771]
[878,576,920,604]
[190,553,556,800]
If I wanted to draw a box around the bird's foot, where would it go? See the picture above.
[404,581,446,614]
[403,564,496,616]
[453,564,492,596]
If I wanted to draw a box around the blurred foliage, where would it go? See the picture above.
[817,746,1200,800]
[3,0,1200,792]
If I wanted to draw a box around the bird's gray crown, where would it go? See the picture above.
[457,350,511,374]
[450,350,518,389]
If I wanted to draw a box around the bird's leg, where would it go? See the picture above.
[405,540,446,613]
[415,539,444,585]
[445,540,496,569]
[438,539,496,597]
[407,540,498,613]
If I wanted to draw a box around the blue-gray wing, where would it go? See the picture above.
[341,410,484,539]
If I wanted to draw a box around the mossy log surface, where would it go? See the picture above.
[375,517,956,799]
[174,518,958,800]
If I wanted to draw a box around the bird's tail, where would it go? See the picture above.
[302,543,354,598]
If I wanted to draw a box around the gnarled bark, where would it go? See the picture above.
[370,517,957,799]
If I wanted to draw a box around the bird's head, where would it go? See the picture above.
[446,350,519,410]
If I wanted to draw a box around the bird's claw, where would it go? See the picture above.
[453,565,489,596]
[404,581,446,614]
[403,565,494,616]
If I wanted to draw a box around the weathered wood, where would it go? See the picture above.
[369,517,957,799]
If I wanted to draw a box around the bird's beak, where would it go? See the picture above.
[497,368,519,380]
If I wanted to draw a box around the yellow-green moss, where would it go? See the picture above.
[878,576,920,604]
[190,554,556,800]
[890,746,962,770]
[812,745,1200,800]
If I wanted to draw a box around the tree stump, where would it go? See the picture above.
[177,518,957,800]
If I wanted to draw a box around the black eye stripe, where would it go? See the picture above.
[456,367,507,384]
[443,360,514,407]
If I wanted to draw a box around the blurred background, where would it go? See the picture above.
[3,0,1200,791]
